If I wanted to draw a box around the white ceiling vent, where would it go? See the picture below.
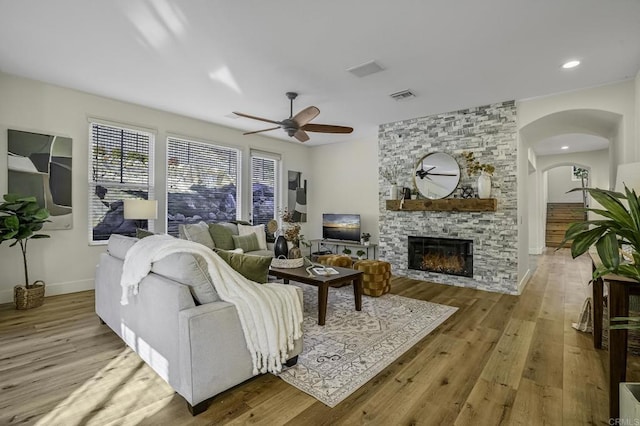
[390,90,416,101]
[346,60,385,78]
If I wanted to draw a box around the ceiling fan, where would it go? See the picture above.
[233,92,353,142]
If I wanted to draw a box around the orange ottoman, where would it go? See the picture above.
[353,260,391,297]
[317,254,353,268]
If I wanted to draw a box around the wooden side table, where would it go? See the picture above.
[590,251,640,420]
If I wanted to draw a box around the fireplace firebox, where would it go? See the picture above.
[408,236,473,277]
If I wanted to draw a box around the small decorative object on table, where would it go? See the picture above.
[342,248,352,256]
[462,151,495,199]
[0,194,51,310]
[361,232,371,246]
[460,186,474,199]
[356,249,366,260]
[271,255,305,269]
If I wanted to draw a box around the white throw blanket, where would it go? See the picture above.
[120,235,303,374]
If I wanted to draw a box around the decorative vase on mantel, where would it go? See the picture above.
[389,184,398,200]
[477,172,492,199]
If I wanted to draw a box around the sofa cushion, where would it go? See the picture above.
[152,252,219,304]
[180,221,216,250]
[208,223,236,250]
[244,249,274,258]
[107,234,138,260]
[237,223,267,250]
[214,249,271,283]
[232,233,261,253]
[107,234,218,304]
[136,228,155,239]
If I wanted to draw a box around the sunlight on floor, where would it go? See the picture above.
[35,347,174,426]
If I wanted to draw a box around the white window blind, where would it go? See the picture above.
[251,154,278,226]
[89,122,154,243]
[167,137,240,236]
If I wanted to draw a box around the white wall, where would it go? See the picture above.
[0,72,311,303]
[636,70,640,151]
[517,80,635,278]
[546,166,584,203]
[307,138,379,244]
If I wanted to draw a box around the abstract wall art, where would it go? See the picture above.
[287,170,307,223]
[8,129,73,230]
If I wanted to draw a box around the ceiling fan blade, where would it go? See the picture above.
[293,129,310,142]
[233,111,281,125]
[243,126,280,135]
[301,123,354,134]
[292,106,320,127]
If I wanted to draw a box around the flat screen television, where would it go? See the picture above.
[322,213,361,242]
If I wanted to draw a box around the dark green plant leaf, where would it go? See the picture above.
[610,324,640,330]
[4,215,19,230]
[588,189,634,228]
[569,226,608,258]
[30,234,50,239]
[596,232,619,270]
[611,316,640,322]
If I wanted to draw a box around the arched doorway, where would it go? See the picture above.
[520,109,620,255]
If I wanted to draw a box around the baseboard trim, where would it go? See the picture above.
[529,246,544,255]
[0,278,94,304]
[518,268,531,295]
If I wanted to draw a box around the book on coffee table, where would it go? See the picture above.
[313,267,339,276]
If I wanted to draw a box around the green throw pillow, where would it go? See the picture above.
[232,233,261,252]
[136,228,155,239]
[208,223,235,250]
[214,249,271,283]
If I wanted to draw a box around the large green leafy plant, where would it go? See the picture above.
[561,185,640,329]
[0,194,50,288]
[562,185,640,281]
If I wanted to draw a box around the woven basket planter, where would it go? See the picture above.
[14,281,45,310]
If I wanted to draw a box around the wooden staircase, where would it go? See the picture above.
[546,203,586,248]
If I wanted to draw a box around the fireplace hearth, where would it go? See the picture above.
[408,236,473,278]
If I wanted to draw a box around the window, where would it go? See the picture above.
[167,136,240,236]
[250,150,279,231]
[89,122,154,243]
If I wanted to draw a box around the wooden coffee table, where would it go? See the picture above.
[269,265,363,326]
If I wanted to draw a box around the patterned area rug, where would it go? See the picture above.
[278,282,458,407]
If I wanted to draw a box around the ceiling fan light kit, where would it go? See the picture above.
[233,92,353,142]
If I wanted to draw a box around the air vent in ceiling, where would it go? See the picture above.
[390,90,416,101]
[346,60,385,78]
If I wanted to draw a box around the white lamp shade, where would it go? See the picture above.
[615,162,640,193]
[123,199,158,220]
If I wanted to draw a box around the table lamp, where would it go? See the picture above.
[124,199,158,231]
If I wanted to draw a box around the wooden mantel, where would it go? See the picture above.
[386,198,497,212]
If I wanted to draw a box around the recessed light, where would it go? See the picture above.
[561,146,569,150]
[562,60,580,69]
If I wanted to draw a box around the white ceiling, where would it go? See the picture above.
[532,133,609,156]
[1,0,639,146]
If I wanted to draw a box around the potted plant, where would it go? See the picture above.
[381,166,401,199]
[462,151,495,199]
[342,247,352,256]
[0,194,50,309]
[361,232,371,246]
[561,185,640,327]
[356,249,366,260]
[410,187,419,200]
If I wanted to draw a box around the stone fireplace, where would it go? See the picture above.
[408,236,473,278]
[378,100,518,294]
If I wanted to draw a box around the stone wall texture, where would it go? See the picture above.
[378,101,518,294]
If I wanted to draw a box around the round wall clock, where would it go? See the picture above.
[414,152,461,199]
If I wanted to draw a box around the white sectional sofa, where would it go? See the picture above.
[94,235,302,415]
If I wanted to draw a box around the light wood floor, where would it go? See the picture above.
[1,248,638,425]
